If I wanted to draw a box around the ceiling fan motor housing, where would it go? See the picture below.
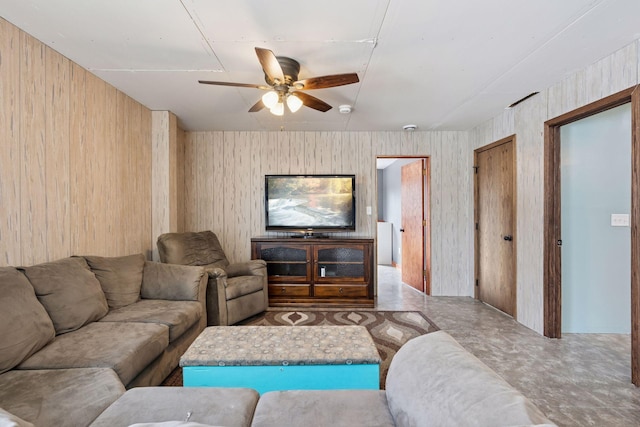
[265,56,300,86]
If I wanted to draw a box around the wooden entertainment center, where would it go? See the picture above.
[251,237,374,307]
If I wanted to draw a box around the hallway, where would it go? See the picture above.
[375,265,639,427]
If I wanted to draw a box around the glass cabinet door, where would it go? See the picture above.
[259,244,311,282]
[314,245,367,283]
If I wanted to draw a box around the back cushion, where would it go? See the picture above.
[85,254,145,309]
[157,231,229,267]
[20,257,109,335]
[0,267,55,374]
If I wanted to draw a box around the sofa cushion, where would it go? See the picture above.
[157,231,229,268]
[225,275,265,300]
[251,390,395,427]
[0,267,55,374]
[99,299,202,342]
[19,257,109,334]
[0,368,124,427]
[385,331,554,427]
[0,408,34,427]
[17,322,169,386]
[85,254,145,309]
[128,423,222,427]
[90,387,259,427]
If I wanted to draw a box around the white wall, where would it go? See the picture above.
[376,169,384,218]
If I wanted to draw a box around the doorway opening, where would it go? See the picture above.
[560,103,631,333]
[544,85,640,386]
[376,156,431,295]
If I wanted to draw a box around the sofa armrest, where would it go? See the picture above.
[202,266,227,326]
[224,259,267,278]
[385,331,556,426]
[141,261,207,302]
[203,262,268,326]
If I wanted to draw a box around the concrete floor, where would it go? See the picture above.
[375,265,640,427]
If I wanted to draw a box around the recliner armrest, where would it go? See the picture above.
[203,266,228,280]
[224,259,267,278]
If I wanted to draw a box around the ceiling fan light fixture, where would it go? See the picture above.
[286,94,303,113]
[270,102,285,116]
[199,47,360,116]
[262,91,279,109]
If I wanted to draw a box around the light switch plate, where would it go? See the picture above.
[366,206,372,215]
[611,213,630,227]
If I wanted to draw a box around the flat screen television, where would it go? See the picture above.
[265,174,356,235]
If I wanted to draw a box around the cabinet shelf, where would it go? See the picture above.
[251,237,374,307]
[317,261,362,265]
[267,261,308,264]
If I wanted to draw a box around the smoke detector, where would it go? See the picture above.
[403,124,417,131]
[339,105,352,114]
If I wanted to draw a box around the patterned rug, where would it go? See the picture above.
[161,310,439,389]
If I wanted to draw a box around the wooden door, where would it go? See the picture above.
[401,160,425,292]
[475,137,516,316]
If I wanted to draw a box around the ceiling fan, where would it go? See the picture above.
[198,47,359,116]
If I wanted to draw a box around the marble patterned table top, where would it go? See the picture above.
[180,325,381,367]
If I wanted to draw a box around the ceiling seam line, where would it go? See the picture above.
[177,0,226,72]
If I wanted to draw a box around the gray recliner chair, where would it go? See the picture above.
[157,230,268,326]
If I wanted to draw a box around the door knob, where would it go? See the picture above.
[400,228,405,232]
[503,235,513,241]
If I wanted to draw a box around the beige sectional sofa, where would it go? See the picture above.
[1,253,556,426]
[0,254,208,426]
[90,332,556,427]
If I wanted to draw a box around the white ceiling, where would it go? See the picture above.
[2,0,640,132]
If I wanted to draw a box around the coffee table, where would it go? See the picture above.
[180,325,381,394]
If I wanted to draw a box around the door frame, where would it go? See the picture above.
[376,155,431,295]
[474,135,517,317]
[543,85,640,386]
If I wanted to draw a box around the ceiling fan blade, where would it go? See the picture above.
[255,47,285,84]
[294,92,332,112]
[294,73,359,90]
[249,99,265,112]
[198,80,270,90]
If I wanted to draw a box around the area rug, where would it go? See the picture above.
[161,310,439,389]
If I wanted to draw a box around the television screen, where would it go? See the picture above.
[265,174,356,232]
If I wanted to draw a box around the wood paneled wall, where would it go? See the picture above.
[471,41,639,333]
[152,111,183,261]
[183,130,474,297]
[0,18,153,266]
